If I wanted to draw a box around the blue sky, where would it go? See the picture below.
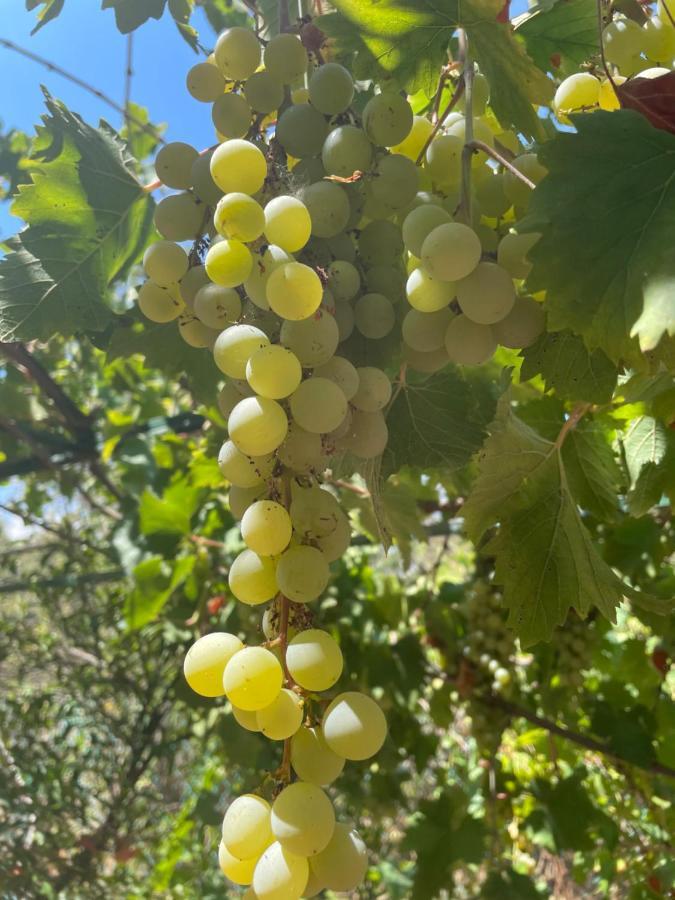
[0,2,220,239]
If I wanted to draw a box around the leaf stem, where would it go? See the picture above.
[554,402,591,449]
[465,140,536,188]
[0,38,165,145]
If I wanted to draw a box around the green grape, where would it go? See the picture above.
[456,261,515,325]
[401,189,445,215]
[298,182,350,238]
[206,239,253,288]
[210,139,267,195]
[290,377,348,434]
[424,134,463,187]
[229,548,278,605]
[402,308,453,352]
[291,156,326,185]
[403,342,450,374]
[138,281,184,323]
[257,688,304,740]
[314,356,359,400]
[190,149,223,205]
[263,196,312,253]
[309,824,368,893]
[326,260,360,302]
[643,15,675,63]
[363,91,413,147]
[252,841,309,900]
[276,545,330,604]
[178,314,216,348]
[223,646,283,711]
[222,794,273,861]
[218,439,274,488]
[280,309,339,366]
[444,314,497,364]
[366,264,405,301]
[183,632,244,697]
[291,726,345,786]
[421,222,482,282]
[245,245,292,310]
[446,115,495,153]
[212,92,252,138]
[214,192,265,242]
[186,61,226,102]
[271,783,335,857]
[178,264,210,308]
[475,172,512,218]
[492,296,545,348]
[553,72,600,120]
[368,152,419,210]
[264,33,308,83]
[246,345,302,399]
[232,704,261,732]
[241,500,292,556]
[275,104,328,158]
[351,366,392,412]
[315,508,351,561]
[289,485,341,540]
[214,27,261,81]
[406,266,454,312]
[194,284,241,329]
[358,220,404,266]
[333,301,355,342]
[229,484,267,520]
[143,240,189,287]
[278,424,325,474]
[503,153,547,208]
[244,70,284,114]
[321,125,373,178]
[265,262,322,321]
[340,409,388,459]
[602,17,643,67]
[391,114,434,160]
[154,192,205,241]
[218,841,257,885]
[496,231,540,279]
[475,223,499,253]
[308,62,354,115]
[155,141,198,189]
[228,396,288,455]
[322,691,387,760]
[402,205,452,258]
[213,324,269,378]
[458,70,490,115]
[218,382,245,418]
[354,292,396,339]
[287,629,343,691]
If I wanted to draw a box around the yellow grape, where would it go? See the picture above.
[214,192,265,242]
[194,284,242,329]
[420,223,482,282]
[276,545,330,604]
[232,704,261,732]
[186,61,225,102]
[290,377,348,435]
[266,262,322,320]
[256,688,304,740]
[218,841,257,886]
[286,629,343,691]
[138,281,184,323]
[214,27,261,81]
[213,325,270,379]
[309,823,368,893]
[322,691,387,760]
[456,261,516,325]
[222,794,273,861]
[263,197,312,253]
[444,315,497,365]
[271,782,335,857]
[228,396,288,456]
[241,500,292,556]
[183,632,244,697]
[143,240,189,287]
[155,141,198,189]
[218,439,275,488]
[210,139,267,195]
[252,841,309,900]
[205,239,253,288]
[246,345,302,399]
[223,646,283,711]
[228,548,278,605]
[291,726,345,786]
[264,33,308,84]
[406,267,455,312]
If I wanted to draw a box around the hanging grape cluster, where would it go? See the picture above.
[133,13,560,897]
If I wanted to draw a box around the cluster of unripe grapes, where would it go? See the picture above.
[133,17,558,895]
[549,612,595,692]
[461,583,515,754]
[553,1,675,121]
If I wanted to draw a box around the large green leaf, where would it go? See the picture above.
[125,554,195,628]
[318,0,553,138]
[562,419,622,521]
[382,367,497,477]
[520,331,618,403]
[515,0,599,75]
[522,111,675,363]
[463,398,659,645]
[621,415,671,514]
[0,93,154,342]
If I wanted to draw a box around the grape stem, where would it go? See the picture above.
[414,78,465,165]
[458,29,474,225]
[465,140,536,189]
[596,0,617,89]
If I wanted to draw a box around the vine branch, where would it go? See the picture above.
[466,140,536,188]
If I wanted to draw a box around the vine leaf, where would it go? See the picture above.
[0,92,154,342]
[522,110,675,364]
[520,331,618,404]
[514,0,599,75]
[318,0,553,138]
[463,398,662,646]
[621,415,671,515]
[382,368,498,478]
[102,0,199,49]
[617,70,675,136]
[562,420,622,522]
[125,555,195,629]
[26,0,66,33]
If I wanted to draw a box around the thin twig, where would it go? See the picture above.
[415,80,465,165]
[123,34,134,126]
[431,65,452,125]
[596,0,616,88]
[0,38,165,144]
[466,140,536,188]
[458,30,474,225]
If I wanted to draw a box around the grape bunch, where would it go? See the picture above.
[134,19,555,896]
[552,1,675,121]
[460,582,515,755]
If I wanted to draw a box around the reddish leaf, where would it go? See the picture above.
[207,595,225,615]
[616,71,675,135]
[651,647,670,676]
[550,52,562,69]
[497,0,511,22]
